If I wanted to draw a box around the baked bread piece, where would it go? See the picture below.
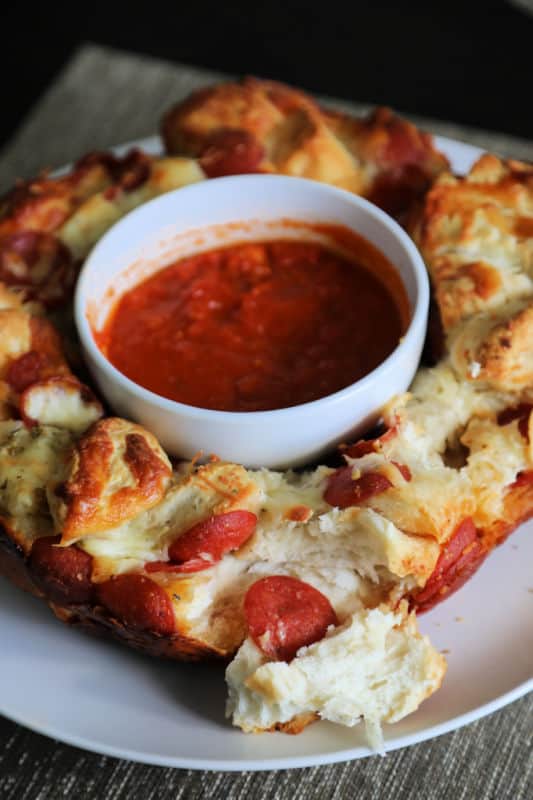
[411,154,533,396]
[161,77,449,219]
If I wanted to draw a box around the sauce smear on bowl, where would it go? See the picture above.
[98,238,406,412]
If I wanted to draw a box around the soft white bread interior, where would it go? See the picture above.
[226,601,446,747]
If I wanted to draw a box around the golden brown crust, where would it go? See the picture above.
[268,712,319,735]
[53,418,172,544]
[162,79,286,156]
[324,106,449,217]
[162,77,448,219]
[56,602,228,661]
[412,154,533,332]
[0,522,226,660]
[482,472,533,550]
[0,306,91,430]
[0,160,111,238]
[473,304,533,392]
[410,153,533,402]
[0,514,234,660]
[0,522,42,597]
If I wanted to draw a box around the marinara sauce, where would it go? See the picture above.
[99,235,407,412]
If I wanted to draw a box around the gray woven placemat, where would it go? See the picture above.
[2,42,533,190]
[0,44,531,800]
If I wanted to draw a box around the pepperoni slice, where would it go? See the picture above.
[29,535,94,605]
[244,575,338,662]
[343,439,377,458]
[0,231,74,307]
[97,574,175,635]
[324,465,392,508]
[393,461,412,482]
[497,404,532,441]
[512,469,533,489]
[432,517,478,575]
[342,425,399,459]
[76,148,151,192]
[6,351,46,394]
[412,518,486,613]
[115,150,152,192]
[6,349,69,395]
[167,510,257,572]
[145,560,180,574]
[144,558,214,574]
[199,130,264,178]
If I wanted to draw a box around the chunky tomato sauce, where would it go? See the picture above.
[99,238,406,412]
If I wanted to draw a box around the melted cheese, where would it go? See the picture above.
[369,470,474,543]
[251,466,331,519]
[374,361,529,541]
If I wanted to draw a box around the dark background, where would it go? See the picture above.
[1,0,532,150]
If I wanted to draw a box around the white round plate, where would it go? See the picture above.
[1,135,532,771]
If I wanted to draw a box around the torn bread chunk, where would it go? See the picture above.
[411,154,533,331]
[161,77,448,219]
[0,158,112,238]
[226,602,445,748]
[318,369,530,617]
[462,413,532,529]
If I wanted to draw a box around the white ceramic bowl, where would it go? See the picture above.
[75,174,429,469]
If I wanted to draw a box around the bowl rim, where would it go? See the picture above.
[74,173,429,424]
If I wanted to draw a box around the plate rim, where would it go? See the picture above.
[1,667,531,771]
